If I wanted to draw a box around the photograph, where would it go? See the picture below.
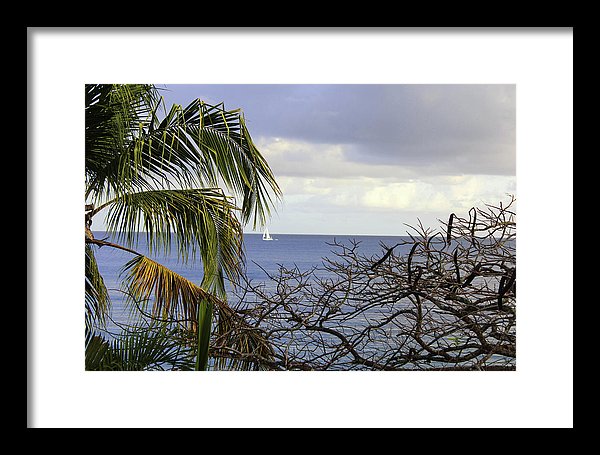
[85,83,516,371]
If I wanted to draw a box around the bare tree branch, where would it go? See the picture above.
[220,197,517,371]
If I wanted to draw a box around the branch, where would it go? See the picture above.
[85,237,141,256]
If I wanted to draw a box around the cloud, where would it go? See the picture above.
[158,84,516,235]
[163,84,515,177]
[256,137,414,179]
[273,174,515,217]
[340,85,516,175]
[361,175,515,213]
[362,182,447,212]
[263,174,515,236]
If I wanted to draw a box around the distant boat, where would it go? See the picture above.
[262,228,275,241]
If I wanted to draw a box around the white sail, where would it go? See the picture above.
[262,228,274,241]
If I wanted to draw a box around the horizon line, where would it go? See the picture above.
[91,229,412,238]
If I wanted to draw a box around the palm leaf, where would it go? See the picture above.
[120,255,272,370]
[85,84,159,202]
[86,86,281,231]
[120,255,220,329]
[181,101,281,228]
[85,323,196,371]
[85,330,120,371]
[112,324,196,371]
[105,188,243,294]
[130,99,280,228]
[85,244,111,327]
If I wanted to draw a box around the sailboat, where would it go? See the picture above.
[262,227,274,241]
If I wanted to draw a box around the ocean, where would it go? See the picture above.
[89,231,516,370]
[91,231,411,329]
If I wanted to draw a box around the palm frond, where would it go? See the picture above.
[105,188,243,294]
[126,99,282,228]
[120,255,220,328]
[85,324,196,371]
[85,84,159,202]
[85,330,119,371]
[86,86,281,230]
[85,244,111,327]
[181,100,282,228]
[120,255,273,370]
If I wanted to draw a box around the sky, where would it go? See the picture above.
[109,84,517,236]
[158,84,515,236]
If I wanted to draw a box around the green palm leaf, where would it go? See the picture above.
[85,331,117,371]
[85,244,110,328]
[85,323,196,371]
[85,84,281,370]
[85,84,159,201]
[120,255,272,370]
[85,86,281,230]
[105,188,243,294]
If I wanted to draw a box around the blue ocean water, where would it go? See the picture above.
[89,231,515,370]
[91,231,411,328]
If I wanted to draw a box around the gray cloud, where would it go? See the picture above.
[156,84,516,235]
[160,84,515,176]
